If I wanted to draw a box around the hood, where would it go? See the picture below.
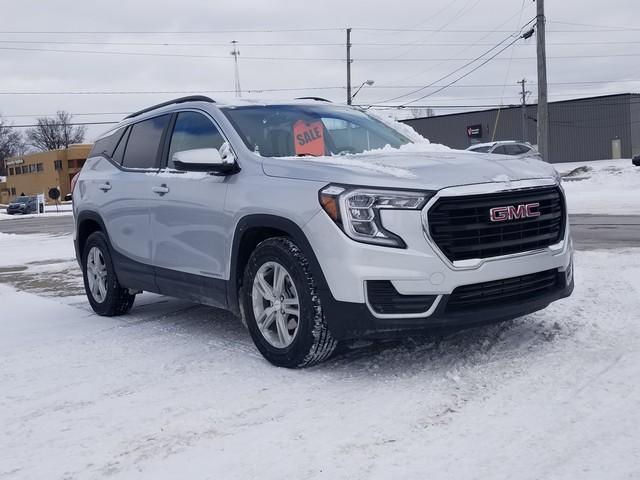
[261,149,559,191]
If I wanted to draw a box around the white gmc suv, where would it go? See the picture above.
[73,96,574,368]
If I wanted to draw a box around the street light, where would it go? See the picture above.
[351,79,375,100]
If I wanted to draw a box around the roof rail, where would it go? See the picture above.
[295,96,332,103]
[124,95,215,120]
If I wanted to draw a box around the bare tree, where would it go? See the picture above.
[25,111,86,152]
[0,116,25,177]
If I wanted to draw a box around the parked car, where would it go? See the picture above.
[467,141,541,159]
[6,195,38,215]
[73,96,574,368]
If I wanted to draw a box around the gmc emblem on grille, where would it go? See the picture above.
[489,203,541,222]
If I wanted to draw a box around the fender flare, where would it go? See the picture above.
[74,210,110,264]
[227,214,329,314]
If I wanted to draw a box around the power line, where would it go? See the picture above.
[1,39,639,47]
[549,20,640,31]
[375,6,541,88]
[374,17,535,105]
[0,27,345,34]
[387,0,484,60]
[4,93,636,118]
[0,46,349,60]
[2,121,118,129]
[355,26,640,32]
[2,44,640,61]
[0,86,344,95]
[0,25,638,35]
[400,36,528,107]
[0,40,348,47]
[0,80,636,97]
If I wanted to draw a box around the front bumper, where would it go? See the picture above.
[321,268,574,340]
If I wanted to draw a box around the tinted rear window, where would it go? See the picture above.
[493,145,508,155]
[122,115,171,169]
[112,126,130,165]
[504,144,524,155]
[89,127,126,159]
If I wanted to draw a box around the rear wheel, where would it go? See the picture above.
[82,232,136,316]
[242,237,337,368]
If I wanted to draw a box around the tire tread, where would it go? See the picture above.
[244,237,337,368]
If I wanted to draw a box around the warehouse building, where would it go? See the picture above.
[3,144,91,203]
[402,93,640,163]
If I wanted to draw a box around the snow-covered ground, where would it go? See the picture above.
[1,232,639,479]
[556,159,640,215]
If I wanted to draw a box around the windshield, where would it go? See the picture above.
[222,104,410,157]
[14,197,31,204]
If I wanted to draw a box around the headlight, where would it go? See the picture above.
[319,184,434,248]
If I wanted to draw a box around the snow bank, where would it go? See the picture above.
[556,159,640,215]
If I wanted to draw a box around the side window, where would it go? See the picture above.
[517,144,531,154]
[505,144,523,155]
[89,127,126,159]
[493,145,508,155]
[112,126,130,165]
[122,115,171,169]
[167,112,224,168]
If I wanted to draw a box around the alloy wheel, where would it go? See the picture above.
[251,261,300,348]
[86,246,108,303]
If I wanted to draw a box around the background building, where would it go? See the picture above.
[402,93,640,163]
[0,176,8,204]
[4,144,91,203]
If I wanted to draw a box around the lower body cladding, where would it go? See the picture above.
[303,200,574,341]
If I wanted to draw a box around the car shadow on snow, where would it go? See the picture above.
[90,293,574,376]
[8,260,575,376]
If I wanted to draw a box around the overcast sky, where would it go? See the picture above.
[1,0,639,140]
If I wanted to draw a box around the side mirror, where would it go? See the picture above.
[172,147,236,174]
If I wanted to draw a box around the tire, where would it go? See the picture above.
[242,237,337,368]
[82,231,136,316]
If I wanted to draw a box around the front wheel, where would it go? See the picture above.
[242,237,337,368]
[82,232,136,316]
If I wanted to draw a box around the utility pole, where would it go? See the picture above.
[346,28,352,105]
[230,40,242,97]
[536,0,549,161]
[518,79,530,143]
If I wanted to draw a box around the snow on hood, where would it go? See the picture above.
[264,142,559,191]
[277,143,452,180]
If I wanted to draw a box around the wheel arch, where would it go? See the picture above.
[228,214,328,316]
[75,210,110,266]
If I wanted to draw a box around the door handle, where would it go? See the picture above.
[152,184,169,196]
[98,182,112,192]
